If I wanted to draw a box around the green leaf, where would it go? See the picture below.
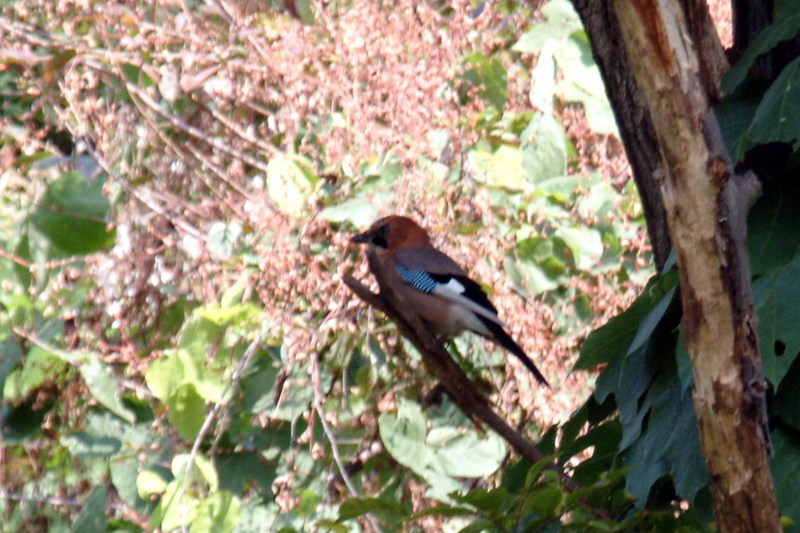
[525,486,563,517]
[266,153,319,215]
[452,487,508,513]
[79,358,135,422]
[753,249,800,385]
[747,182,800,275]
[426,428,506,478]
[715,78,768,160]
[555,33,618,136]
[622,371,708,506]
[461,53,508,110]
[71,485,107,533]
[3,345,68,401]
[513,0,583,54]
[521,112,567,183]
[722,7,800,93]
[207,221,242,259]
[60,431,121,457]
[555,226,603,271]
[168,384,205,440]
[319,196,385,228]
[112,456,153,512]
[771,426,800,528]
[30,172,115,256]
[338,497,406,520]
[137,469,170,498]
[410,505,476,520]
[575,271,678,370]
[192,491,240,533]
[378,400,429,471]
[145,352,183,403]
[468,144,525,190]
[505,236,568,296]
[737,57,800,158]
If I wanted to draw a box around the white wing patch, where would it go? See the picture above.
[432,278,504,326]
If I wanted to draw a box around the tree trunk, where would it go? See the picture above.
[573,0,781,531]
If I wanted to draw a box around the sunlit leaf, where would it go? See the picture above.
[266,153,320,215]
[137,469,170,498]
[521,112,567,183]
[468,144,525,190]
[192,491,240,533]
[167,384,205,440]
[30,172,115,256]
[427,427,506,478]
[379,400,429,471]
[79,358,135,423]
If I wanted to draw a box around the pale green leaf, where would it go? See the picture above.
[79,358,135,422]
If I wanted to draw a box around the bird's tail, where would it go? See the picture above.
[476,316,549,387]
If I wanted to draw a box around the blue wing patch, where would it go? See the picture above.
[396,265,438,293]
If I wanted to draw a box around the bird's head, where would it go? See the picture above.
[350,215,432,254]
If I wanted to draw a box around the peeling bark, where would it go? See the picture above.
[608,0,780,531]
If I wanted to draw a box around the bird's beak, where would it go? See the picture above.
[350,232,370,244]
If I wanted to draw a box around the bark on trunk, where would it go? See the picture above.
[607,0,780,531]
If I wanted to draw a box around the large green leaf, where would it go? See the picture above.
[505,237,568,296]
[575,271,679,370]
[427,427,506,478]
[753,248,800,385]
[770,427,800,527]
[554,226,603,271]
[721,1,800,93]
[747,183,800,275]
[622,371,707,507]
[167,383,205,440]
[3,345,68,401]
[266,153,319,215]
[737,57,800,158]
[461,53,508,110]
[71,485,107,533]
[79,358,135,423]
[192,491,240,533]
[379,400,429,471]
[521,112,567,183]
[513,0,583,54]
[30,172,115,256]
[468,144,526,190]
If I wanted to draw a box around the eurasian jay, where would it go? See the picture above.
[351,215,548,386]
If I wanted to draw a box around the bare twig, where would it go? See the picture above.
[179,330,265,532]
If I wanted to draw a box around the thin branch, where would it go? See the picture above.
[311,352,385,533]
[179,330,265,532]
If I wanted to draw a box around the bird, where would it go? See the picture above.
[350,215,548,386]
